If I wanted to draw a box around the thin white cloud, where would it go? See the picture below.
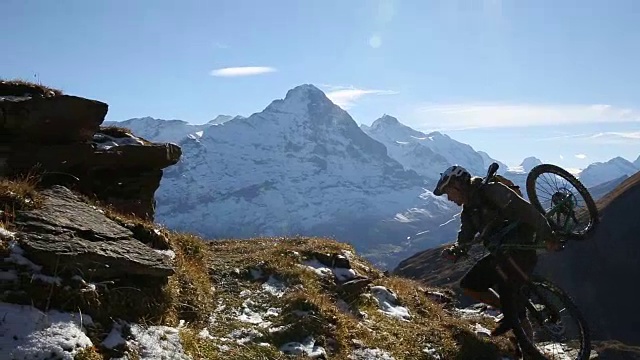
[411,102,640,130]
[538,131,640,145]
[590,131,640,139]
[575,154,587,159]
[324,86,398,109]
[210,66,276,77]
[559,155,564,160]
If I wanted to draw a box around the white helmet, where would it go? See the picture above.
[433,165,470,196]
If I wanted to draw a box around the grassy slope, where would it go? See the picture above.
[0,177,515,359]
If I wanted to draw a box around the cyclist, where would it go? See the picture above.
[433,165,560,336]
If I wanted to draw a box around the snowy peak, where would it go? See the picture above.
[520,157,543,172]
[208,115,243,124]
[362,116,488,182]
[265,84,336,116]
[635,155,640,168]
[371,114,401,129]
[579,156,639,188]
[478,151,508,172]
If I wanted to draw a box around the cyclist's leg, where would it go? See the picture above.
[459,254,501,308]
[501,250,538,339]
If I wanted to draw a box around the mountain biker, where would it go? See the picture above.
[433,165,561,337]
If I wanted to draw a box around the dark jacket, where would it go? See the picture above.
[456,177,554,247]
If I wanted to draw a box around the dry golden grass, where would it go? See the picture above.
[97,125,154,145]
[0,181,516,359]
[0,174,43,226]
[98,125,134,138]
[177,236,515,359]
[0,78,63,97]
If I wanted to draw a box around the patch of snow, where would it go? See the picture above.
[349,347,396,359]
[422,344,442,359]
[93,132,145,150]
[280,336,326,358]
[6,241,42,272]
[0,302,94,359]
[473,323,492,338]
[453,304,501,322]
[235,299,279,328]
[536,342,584,360]
[370,286,411,321]
[0,226,15,240]
[229,328,262,345]
[302,258,357,282]
[124,324,191,360]
[102,322,126,349]
[333,267,357,282]
[262,275,287,297]
[154,249,176,260]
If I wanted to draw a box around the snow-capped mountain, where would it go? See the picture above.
[478,151,508,173]
[506,156,543,174]
[104,115,245,143]
[578,156,639,188]
[154,84,459,268]
[634,155,640,168]
[360,115,488,184]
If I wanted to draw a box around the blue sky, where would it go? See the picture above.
[2,0,639,170]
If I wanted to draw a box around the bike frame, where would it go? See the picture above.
[482,194,577,332]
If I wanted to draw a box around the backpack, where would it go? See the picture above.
[489,174,523,197]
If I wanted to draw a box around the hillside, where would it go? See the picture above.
[394,171,640,359]
[0,79,526,360]
[0,177,523,359]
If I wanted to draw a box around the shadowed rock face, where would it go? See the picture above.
[394,171,640,352]
[14,186,174,280]
[0,91,181,220]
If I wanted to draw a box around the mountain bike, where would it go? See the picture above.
[452,162,598,359]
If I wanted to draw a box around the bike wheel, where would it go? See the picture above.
[526,164,599,240]
[505,277,591,360]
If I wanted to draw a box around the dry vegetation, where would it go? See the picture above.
[98,125,135,138]
[178,237,515,359]
[97,125,154,145]
[0,77,63,97]
[0,173,43,226]
[0,176,515,359]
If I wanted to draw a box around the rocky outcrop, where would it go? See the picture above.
[0,81,181,220]
[13,186,174,280]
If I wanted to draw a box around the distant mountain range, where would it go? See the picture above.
[105,84,639,269]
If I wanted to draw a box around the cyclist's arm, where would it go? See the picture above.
[455,207,478,248]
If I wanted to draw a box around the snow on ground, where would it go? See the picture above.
[301,258,357,282]
[4,240,63,285]
[234,298,281,329]
[348,347,396,359]
[280,336,326,358]
[422,344,443,359]
[103,321,191,360]
[262,275,287,297]
[0,226,15,240]
[369,286,411,321]
[93,132,146,150]
[0,302,94,360]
